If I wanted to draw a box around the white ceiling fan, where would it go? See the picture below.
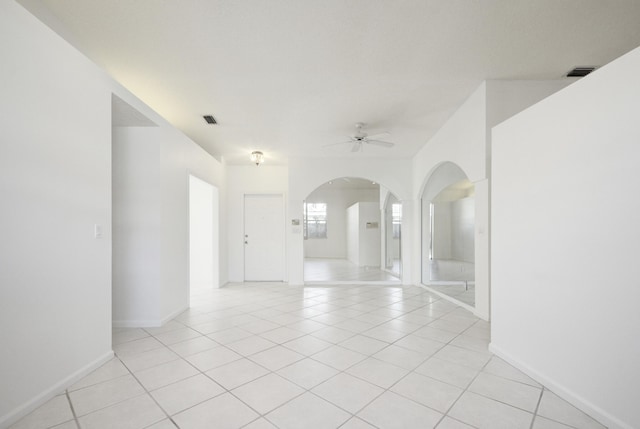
[325,122,395,152]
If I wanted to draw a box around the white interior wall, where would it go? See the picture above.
[346,203,360,265]
[112,128,161,325]
[304,187,378,258]
[112,126,225,327]
[357,202,381,267]
[189,175,217,289]
[491,46,640,429]
[157,127,226,320]
[346,202,381,267]
[413,80,571,320]
[226,165,289,283]
[0,3,227,426]
[1,2,110,426]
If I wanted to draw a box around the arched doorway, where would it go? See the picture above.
[421,163,475,306]
[303,177,402,283]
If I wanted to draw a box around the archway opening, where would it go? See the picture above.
[303,177,402,283]
[421,163,475,306]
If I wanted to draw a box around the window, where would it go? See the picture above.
[392,203,402,239]
[304,202,327,239]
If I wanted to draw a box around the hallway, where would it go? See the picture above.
[12,284,604,429]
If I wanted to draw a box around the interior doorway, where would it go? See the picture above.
[189,175,219,302]
[303,177,401,283]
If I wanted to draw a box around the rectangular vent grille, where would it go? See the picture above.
[203,115,217,124]
[566,67,596,77]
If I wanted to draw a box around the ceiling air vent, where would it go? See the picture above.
[203,115,217,124]
[566,67,596,77]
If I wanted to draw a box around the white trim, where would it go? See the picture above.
[112,305,188,328]
[112,319,161,328]
[0,350,113,429]
[160,305,189,325]
[489,343,631,429]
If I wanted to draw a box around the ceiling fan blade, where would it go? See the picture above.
[365,131,390,139]
[351,142,361,152]
[366,139,395,148]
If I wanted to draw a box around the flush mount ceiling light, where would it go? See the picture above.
[250,151,264,166]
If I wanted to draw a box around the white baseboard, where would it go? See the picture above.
[160,305,188,325]
[489,343,632,429]
[112,319,162,328]
[113,305,189,328]
[0,350,114,429]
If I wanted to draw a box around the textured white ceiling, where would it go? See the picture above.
[21,0,640,164]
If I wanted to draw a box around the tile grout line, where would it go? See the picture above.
[64,390,80,429]
[529,387,545,429]
[78,285,499,429]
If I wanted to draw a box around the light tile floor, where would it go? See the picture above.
[304,259,400,282]
[11,283,606,429]
[427,284,475,307]
[424,260,476,307]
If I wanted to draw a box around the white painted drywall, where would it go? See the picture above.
[358,202,381,267]
[0,4,227,426]
[345,202,381,267]
[304,187,379,258]
[412,80,570,320]
[226,165,289,282]
[0,2,112,426]
[346,203,360,265]
[112,128,161,325]
[112,126,225,326]
[189,175,217,289]
[491,47,640,429]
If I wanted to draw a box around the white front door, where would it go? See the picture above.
[244,194,285,281]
